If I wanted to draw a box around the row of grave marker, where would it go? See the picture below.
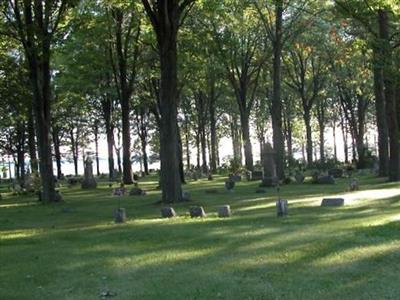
[113,197,345,223]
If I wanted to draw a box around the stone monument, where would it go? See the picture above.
[260,142,279,187]
[81,157,97,189]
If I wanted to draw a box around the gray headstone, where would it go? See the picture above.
[189,206,206,218]
[316,175,336,185]
[229,174,242,182]
[263,142,277,178]
[218,205,232,218]
[129,187,146,196]
[205,189,219,194]
[350,178,359,191]
[225,179,235,191]
[114,208,126,223]
[161,207,177,218]
[328,168,344,178]
[250,171,264,181]
[182,191,191,201]
[295,172,305,184]
[81,158,97,189]
[113,187,126,196]
[321,198,344,207]
[276,199,288,217]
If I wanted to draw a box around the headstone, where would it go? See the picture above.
[54,190,63,202]
[295,172,305,184]
[68,177,81,186]
[261,142,279,186]
[205,189,219,194]
[262,142,277,178]
[260,177,279,188]
[189,206,206,218]
[321,198,344,207]
[328,168,344,178]
[23,175,35,192]
[207,174,213,181]
[350,178,359,191]
[218,205,232,218]
[250,171,264,181]
[225,179,235,192]
[114,208,126,223]
[316,175,335,185]
[161,207,177,218]
[182,191,191,201]
[129,187,146,196]
[229,174,242,182]
[113,187,126,196]
[276,199,288,217]
[133,174,139,181]
[191,171,198,181]
[81,158,97,189]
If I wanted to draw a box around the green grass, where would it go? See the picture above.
[1,175,400,300]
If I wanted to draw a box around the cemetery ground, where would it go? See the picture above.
[1,175,400,300]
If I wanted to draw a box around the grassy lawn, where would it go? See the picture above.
[1,175,400,300]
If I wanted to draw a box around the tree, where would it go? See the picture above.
[2,0,76,202]
[141,0,195,203]
[107,2,142,184]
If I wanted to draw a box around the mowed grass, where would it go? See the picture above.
[1,174,400,300]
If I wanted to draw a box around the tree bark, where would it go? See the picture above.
[378,10,399,181]
[240,113,254,171]
[209,89,217,173]
[271,0,285,179]
[52,126,62,179]
[27,108,38,173]
[372,47,389,176]
[304,111,313,165]
[94,123,100,176]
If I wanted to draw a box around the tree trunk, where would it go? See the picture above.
[209,93,217,173]
[240,113,254,171]
[158,30,182,203]
[177,125,186,184]
[52,127,62,179]
[304,111,313,165]
[333,120,337,162]
[319,122,325,163]
[27,109,38,173]
[372,47,389,176]
[184,119,191,169]
[378,10,400,181]
[70,130,79,176]
[195,130,200,168]
[341,116,349,164]
[94,123,100,176]
[271,0,285,179]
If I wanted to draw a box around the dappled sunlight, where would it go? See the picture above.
[311,242,400,270]
[0,229,41,241]
[0,201,38,209]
